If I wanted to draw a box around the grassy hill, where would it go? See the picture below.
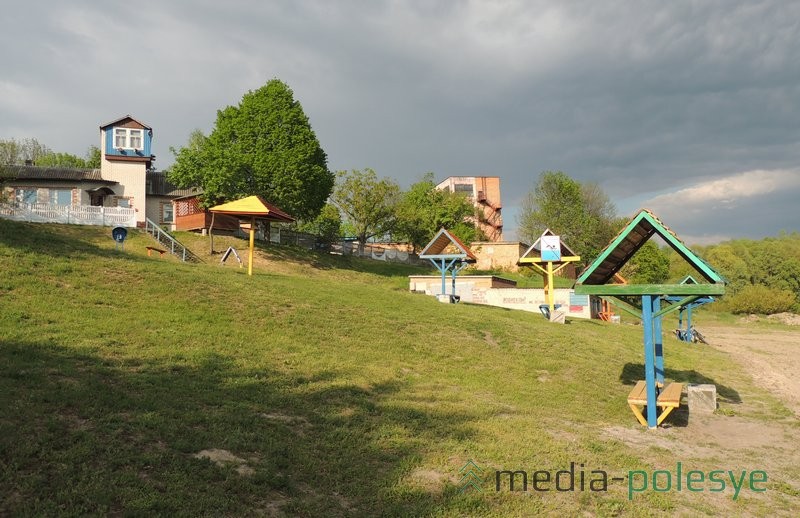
[0,219,793,516]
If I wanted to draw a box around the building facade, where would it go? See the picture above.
[1,115,196,228]
[435,176,503,241]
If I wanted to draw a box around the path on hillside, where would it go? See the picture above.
[703,323,800,416]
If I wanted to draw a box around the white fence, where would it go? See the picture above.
[0,202,136,227]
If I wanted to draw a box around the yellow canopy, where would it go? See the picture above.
[208,195,295,276]
[208,196,294,222]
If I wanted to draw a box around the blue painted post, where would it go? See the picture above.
[440,258,446,295]
[653,296,664,386]
[686,305,693,340]
[641,295,658,428]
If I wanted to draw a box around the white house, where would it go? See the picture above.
[1,115,197,228]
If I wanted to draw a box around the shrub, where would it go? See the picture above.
[727,284,798,315]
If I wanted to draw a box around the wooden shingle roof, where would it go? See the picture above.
[419,228,477,262]
[575,209,724,286]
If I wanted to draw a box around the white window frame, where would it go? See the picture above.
[114,128,127,148]
[113,127,145,151]
[16,188,38,204]
[128,129,143,150]
[162,203,174,224]
[49,188,72,206]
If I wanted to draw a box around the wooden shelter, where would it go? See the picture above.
[419,228,477,301]
[573,209,725,428]
[209,196,295,276]
[518,229,581,315]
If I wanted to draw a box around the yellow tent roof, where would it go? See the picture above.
[209,196,294,222]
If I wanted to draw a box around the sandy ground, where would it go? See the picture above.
[603,321,800,515]
[704,323,800,416]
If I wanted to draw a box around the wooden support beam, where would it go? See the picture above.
[574,283,725,296]
[653,296,701,319]
[601,296,642,320]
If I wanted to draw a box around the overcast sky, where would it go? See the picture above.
[2,1,799,244]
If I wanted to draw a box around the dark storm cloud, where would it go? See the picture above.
[1,1,798,240]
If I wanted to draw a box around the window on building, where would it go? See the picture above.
[16,188,37,204]
[454,183,473,195]
[49,189,72,206]
[129,129,143,150]
[116,197,130,208]
[115,128,127,148]
[113,128,145,150]
[162,203,174,223]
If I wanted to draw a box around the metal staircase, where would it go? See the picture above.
[144,218,204,263]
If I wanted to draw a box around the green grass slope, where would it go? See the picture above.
[0,220,788,516]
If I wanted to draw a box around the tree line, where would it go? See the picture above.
[666,234,800,314]
[0,138,100,169]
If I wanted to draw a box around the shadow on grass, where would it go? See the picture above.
[0,219,145,262]
[0,340,481,516]
[619,362,741,405]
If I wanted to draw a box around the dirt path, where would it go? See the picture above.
[703,324,800,416]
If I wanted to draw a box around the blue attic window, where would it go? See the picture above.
[114,128,144,151]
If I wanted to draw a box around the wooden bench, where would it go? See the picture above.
[627,381,683,426]
[146,246,167,258]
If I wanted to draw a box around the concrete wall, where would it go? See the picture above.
[469,241,527,271]
[409,275,594,319]
[409,275,517,291]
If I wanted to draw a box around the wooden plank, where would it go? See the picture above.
[574,283,725,296]
[657,382,683,407]
[627,380,648,405]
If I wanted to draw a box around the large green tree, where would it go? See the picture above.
[332,168,400,252]
[394,173,484,252]
[517,171,618,262]
[168,79,334,220]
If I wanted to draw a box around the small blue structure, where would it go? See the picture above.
[112,226,127,251]
[419,228,477,302]
[668,276,714,342]
[100,115,154,162]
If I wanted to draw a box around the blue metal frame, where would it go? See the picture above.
[653,296,664,387]
[667,296,714,342]
[641,295,659,428]
[429,257,469,297]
